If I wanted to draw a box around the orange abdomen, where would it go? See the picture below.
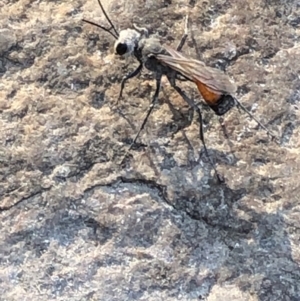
[195,81,221,106]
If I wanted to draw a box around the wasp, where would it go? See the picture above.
[82,0,278,182]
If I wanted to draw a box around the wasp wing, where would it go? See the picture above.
[156,45,237,95]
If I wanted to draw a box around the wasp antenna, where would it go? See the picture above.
[82,19,118,39]
[96,0,119,37]
[234,98,280,143]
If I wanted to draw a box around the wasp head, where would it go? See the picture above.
[114,29,141,57]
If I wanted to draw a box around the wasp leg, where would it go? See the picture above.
[234,98,280,144]
[218,117,230,140]
[167,75,224,183]
[119,73,163,165]
[176,15,189,52]
[218,117,235,150]
[118,62,143,102]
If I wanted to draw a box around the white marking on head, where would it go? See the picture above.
[114,29,141,57]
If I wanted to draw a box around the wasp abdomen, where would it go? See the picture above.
[195,81,235,115]
[209,94,236,116]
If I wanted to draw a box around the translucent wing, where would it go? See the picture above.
[156,45,237,95]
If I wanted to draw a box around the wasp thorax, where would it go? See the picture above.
[114,29,141,56]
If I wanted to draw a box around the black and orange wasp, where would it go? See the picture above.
[82,0,278,182]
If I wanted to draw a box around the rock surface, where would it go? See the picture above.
[1,0,300,300]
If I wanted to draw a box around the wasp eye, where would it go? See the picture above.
[115,43,128,55]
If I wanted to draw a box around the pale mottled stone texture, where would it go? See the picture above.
[1,0,300,300]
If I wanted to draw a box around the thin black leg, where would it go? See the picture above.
[120,73,162,164]
[218,116,236,160]
[176,15,189,51]
[218,117,230,140]
[234,98,279,143]
[118,62,143,101]
[167,75,223,182]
